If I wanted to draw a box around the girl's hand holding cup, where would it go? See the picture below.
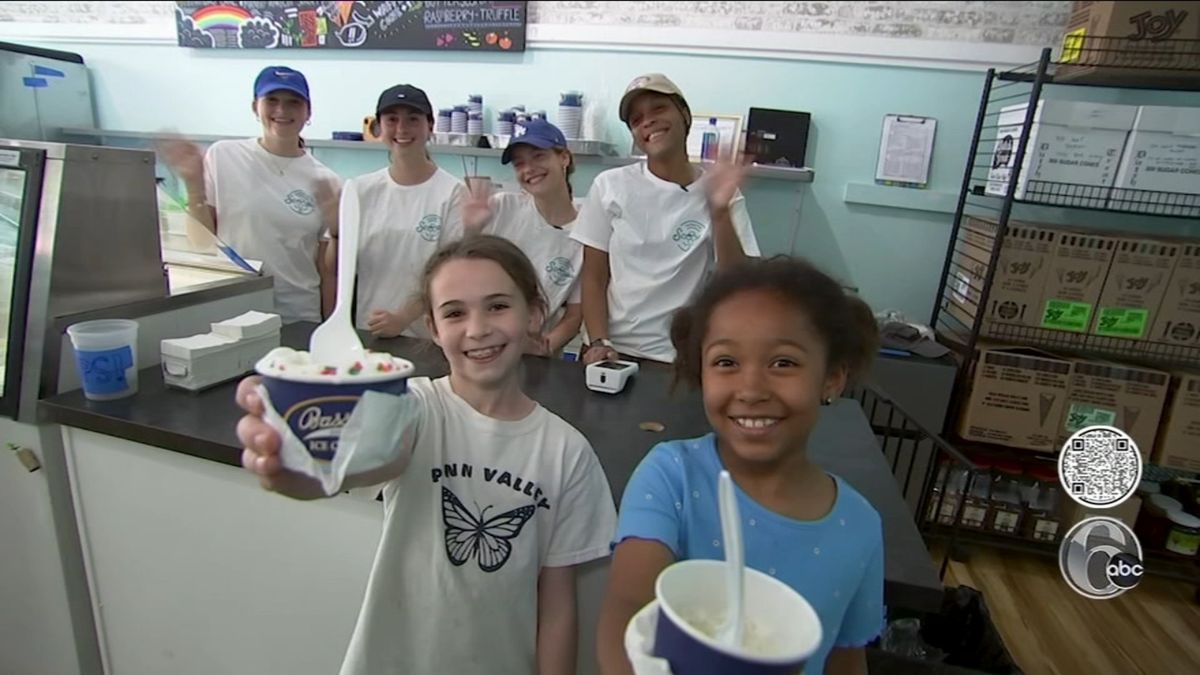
[235,376,288,488]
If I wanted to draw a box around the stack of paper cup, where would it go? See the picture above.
[436,108,452,133]
[496,109,516,136]
[468,111,484,135]
[468,94,483,116]
[559,91,583,139]
[451,105,468,134]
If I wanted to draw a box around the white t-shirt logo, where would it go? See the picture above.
[671,220,705,251]
[284,189,316,215]
[545,256,574,286]
[416,214,442,242]
[441,486,536,573]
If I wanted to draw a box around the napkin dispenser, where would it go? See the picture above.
[161,311,282,391]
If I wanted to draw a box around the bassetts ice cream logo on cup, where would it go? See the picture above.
[256,348,414,462]
[283,396,359,461]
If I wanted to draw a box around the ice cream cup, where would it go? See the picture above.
[651,560,822,675]
[255,348,414,462]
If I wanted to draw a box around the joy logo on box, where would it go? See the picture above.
[284,397,358,461]
[1127,10,1189,41]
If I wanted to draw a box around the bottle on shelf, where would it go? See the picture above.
[960,458,994,530]
[1165,510,1200,558]
[701,117,720,162]
[1022,465,1063,543]
[988,460,1026,536]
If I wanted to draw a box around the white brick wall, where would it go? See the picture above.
[528,1,1071,46]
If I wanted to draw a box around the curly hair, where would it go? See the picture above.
[670,255,879,389]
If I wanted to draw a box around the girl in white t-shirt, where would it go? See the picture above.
[160,66,341,324]
[464,119,583,356]
[336,84,466,339]
[235,235,617,674]
[571,73,761,364]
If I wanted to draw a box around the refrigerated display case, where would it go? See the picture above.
[0,146,42,419]
[0,140,168,421]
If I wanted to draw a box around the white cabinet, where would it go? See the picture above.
[0,418,84,675]
[62,428,611,675]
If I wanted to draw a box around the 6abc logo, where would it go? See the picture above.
[1058,517,1144,599]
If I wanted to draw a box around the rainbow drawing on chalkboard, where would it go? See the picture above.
[191,5,251,48]
[191,5,251,31]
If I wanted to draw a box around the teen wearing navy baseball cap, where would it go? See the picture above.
[460,118,583,357]
[339,82,466,340]
[253,65,311,101]
[159,64,341,325]
[374,83,434,122]
[571,72,760,367]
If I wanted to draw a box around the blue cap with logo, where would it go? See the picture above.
[501,119,568,164]
[253,66,310,101]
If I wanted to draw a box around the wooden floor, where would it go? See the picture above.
[931,543,1200,675]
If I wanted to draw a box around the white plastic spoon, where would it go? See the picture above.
[309,184,365,365]
[717,470,745,648]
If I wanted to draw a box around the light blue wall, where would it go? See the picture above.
[34,39,1195,321]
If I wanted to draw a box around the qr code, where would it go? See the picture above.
[1059,427,1142,508]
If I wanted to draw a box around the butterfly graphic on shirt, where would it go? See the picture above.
[441,486,537,573]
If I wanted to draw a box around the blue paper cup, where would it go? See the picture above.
[652,560,822,675]
[66,319,140,401]
[256,351,414,462]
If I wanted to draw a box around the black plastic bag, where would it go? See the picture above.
[919,585,1022,675]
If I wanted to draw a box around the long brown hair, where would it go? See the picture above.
[418,235,547,324]
[555,148,576,198]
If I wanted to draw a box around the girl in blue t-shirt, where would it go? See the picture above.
[598,255,884,675]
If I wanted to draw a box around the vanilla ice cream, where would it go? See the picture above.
[256,347,414,383]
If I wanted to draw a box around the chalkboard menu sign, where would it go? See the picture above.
[175,2,527,51]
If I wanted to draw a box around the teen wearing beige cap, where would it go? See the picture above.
[570,73,760,364]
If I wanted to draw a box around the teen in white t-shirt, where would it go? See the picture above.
[335,84,466,339]
[236,235,617,674]
[161,66,340,324]
[572,73,760,363]
[466,119,583,356]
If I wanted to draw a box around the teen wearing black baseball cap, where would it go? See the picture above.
[160,65,341,324]
[571,72,760,366]
[335,83,466,339]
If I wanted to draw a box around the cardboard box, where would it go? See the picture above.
[1091,237,1181,340]
[946,217,1057,333]
[1113,106,1200,217]
[1153,372,1200,472]
[959,347,1073,452]
[986,101,1136,207]
[1059,359,1171,458]
[1149,242,1200,346]
[1057,2,1200,87]
[1039,231,1118,333]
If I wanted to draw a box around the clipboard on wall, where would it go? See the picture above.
[875,114,937,189]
